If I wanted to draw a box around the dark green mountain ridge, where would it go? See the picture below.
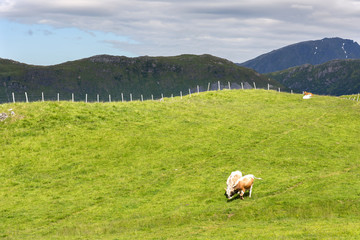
[0,54,282,103]
[266,59,360,96]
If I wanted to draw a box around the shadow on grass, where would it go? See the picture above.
[226,192,251,202]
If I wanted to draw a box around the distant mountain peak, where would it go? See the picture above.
[239,37,360,73]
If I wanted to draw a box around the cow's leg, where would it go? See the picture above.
[239,189,245,200]
[249,184,253,198]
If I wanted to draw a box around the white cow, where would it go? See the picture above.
[224,170,242,199]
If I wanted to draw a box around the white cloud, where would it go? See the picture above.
[1,0,360,64]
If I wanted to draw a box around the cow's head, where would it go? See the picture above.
[224,187,237,199]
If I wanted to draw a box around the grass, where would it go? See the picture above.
[1,90,360,239]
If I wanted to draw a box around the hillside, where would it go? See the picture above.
[0,54,282,103]
[239,37,360,73]
[266,59,360,96]
[1,90,360,239]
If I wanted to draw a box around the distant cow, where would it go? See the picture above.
[224,171,242,199]
[227,174,262,200]
[303,91,313,99]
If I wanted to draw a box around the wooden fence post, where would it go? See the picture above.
[109,95,111,102]
[218,81,221,91]
[85,94,88,103]
[12,92,15,103]
[130,93,132,102]
[121,93,124,102]
[25,92,29,103]
[241,82,244,90]
[207,82,210,91]
[180,91,183,99]
[97,94,99,103]
[253,82,256,89]
[72,93,74,102]
[151,94,154,101]
[57,93,60,102]
[42,92,44,102]
[228,81,231,90]
[141,94,143,102]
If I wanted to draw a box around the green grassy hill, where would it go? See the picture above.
[0,55,283,103]
[1,90,359,239]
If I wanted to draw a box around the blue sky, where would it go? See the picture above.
[1,0,360,65]
[0,19,136,65]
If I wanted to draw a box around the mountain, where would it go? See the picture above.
[0,54,283,103]
[239,37,360,73]
[266,59,360,95]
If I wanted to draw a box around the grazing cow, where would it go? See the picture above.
[224,171,242,199]
[228,174,262,200]
[303,91,313,99]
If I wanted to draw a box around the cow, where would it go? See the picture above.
[227,174,262,200]
[303,91,313,99]
[224,170,242,199]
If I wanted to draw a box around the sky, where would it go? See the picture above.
[1,0,360,65]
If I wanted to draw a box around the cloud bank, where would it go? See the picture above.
[2,0,360,64]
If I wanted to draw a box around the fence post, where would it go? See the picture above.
[218,81,221,91]
[291,90,293,94]
[278,88,281,92]
[85,94,88,103]
[228,81,231,90]
[189,89,192,97]
[57,93,60,102]
[42,92,44,102]
[12,92,15,103]
[207,82,210,91]
[25,92,29,103]
[197,85,199,94]
[97,94,99,103]
[171,94,173,99]
[241,82,244,90]
[130,93,132,102]
[268,84,270,91]
[121,93,124,102]
[151,94,154,101]
[109,95,111,102]
[72,93,74,102]
[180,91,183,99]
[141,94,143,102]
[161,93,164,99]
[253,82,256,89]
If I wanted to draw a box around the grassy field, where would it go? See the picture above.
[1,90,360,239]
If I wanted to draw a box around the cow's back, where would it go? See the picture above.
[227,171,242,187]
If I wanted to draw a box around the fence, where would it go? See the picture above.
[2,81,295,104]
[343,94,360,102]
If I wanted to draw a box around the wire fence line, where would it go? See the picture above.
[2,81,293,104]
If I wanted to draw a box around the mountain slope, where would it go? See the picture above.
[239,37,360,73]
[1,90,360,239]
[266,59,360,95]
[0,54,282,103]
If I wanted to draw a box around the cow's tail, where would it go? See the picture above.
[249,174,262,180]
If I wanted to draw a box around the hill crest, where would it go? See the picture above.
[0,54,282,103]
